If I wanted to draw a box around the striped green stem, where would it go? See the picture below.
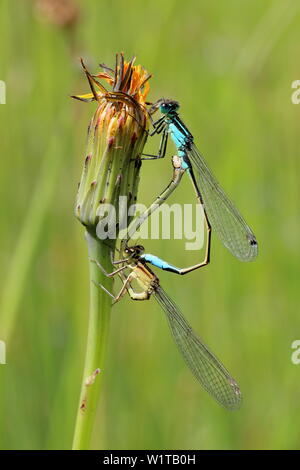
[72,230,113,450]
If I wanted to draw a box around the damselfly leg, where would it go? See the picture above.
[141,129,168,160]
[92,258,151,302]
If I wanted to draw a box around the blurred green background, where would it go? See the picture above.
[0,0,300,450]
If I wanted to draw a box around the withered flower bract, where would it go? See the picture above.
[73,54,151,238]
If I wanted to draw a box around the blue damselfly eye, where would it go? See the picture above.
[160,100,179,114]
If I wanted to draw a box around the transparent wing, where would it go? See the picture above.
[154,287,242,410]
[187,144,258,261]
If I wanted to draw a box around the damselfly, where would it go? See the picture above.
[142,99,258,262]
[93,245,242,410]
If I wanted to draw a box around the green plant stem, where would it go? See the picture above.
[72,230,113,450]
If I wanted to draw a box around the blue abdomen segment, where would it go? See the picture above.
[141,254,180,274]
[178,149,190,170]
[168,123,191,171]
[169,122,187,149]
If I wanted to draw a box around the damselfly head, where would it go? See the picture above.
[125,244,145,258]
[148,98,179,116]
[159,99,180,115]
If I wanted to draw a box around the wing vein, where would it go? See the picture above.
[188,144,258,261]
